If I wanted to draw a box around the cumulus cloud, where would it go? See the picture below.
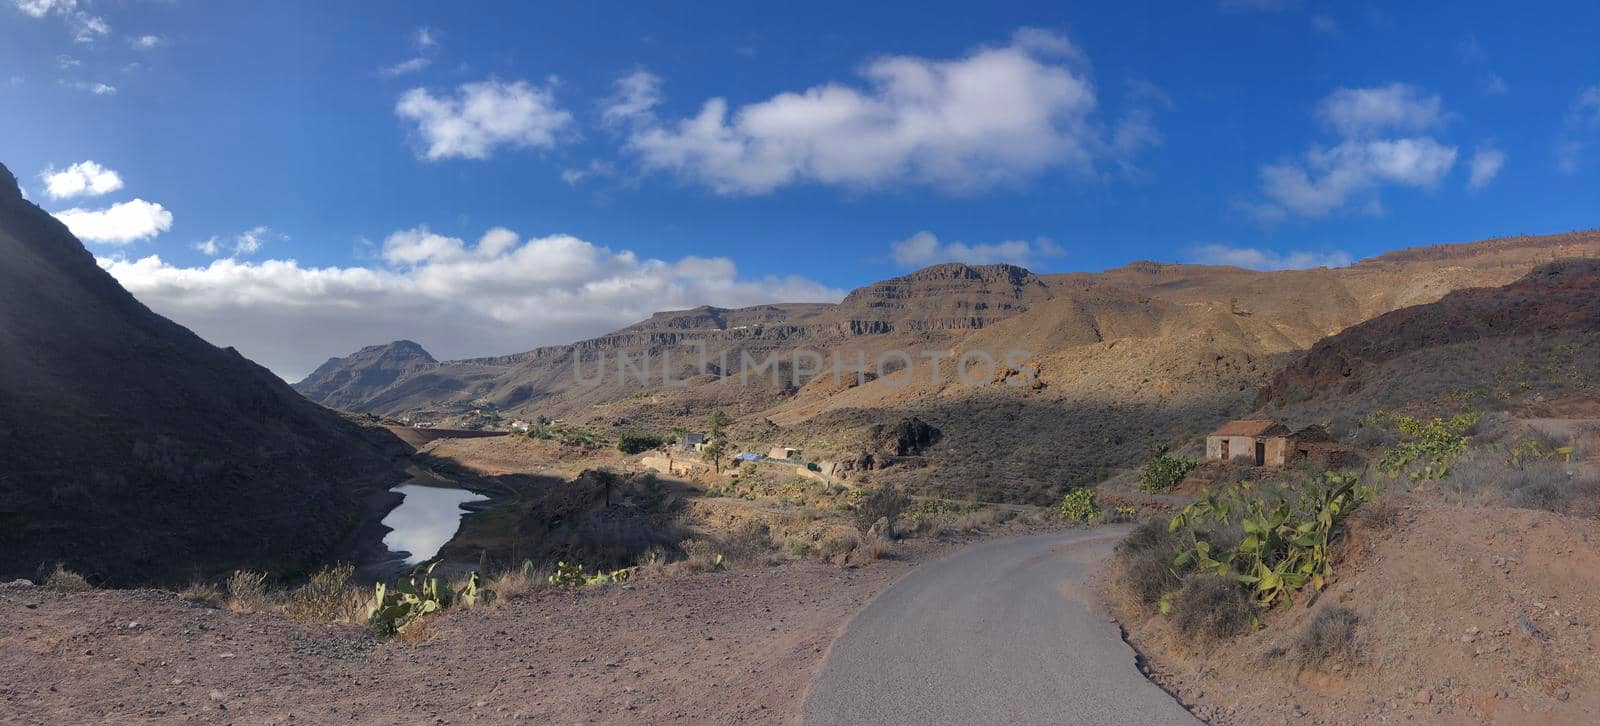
[1468,145,1505,190]
[42,160,123,199]
[396,79,574,160]
[131,34,163,49]
[890,231,1063,268]
[1184,244,1352,270]
[623,29,1158,194]
[1556,86,1600,173]
[1246,84,1458,220]
[1315,83,1444,138]
[53,198,173,244]
[99,227,846,379]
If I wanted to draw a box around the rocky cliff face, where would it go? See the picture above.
[0,162,407,585]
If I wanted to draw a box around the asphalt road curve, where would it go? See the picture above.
[804,527,1199,725]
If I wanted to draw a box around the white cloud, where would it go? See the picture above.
[561,160,616,186]
[1253,137,1457,218]
[194,237,220,256]
[396,79,574,160]
[415,27,437,50]
[602,70,662,127]
[14,0,70,18]
[69,12,105,42]
[98,227,845,379]
[890,230,1064,268]
[381,57,431,77]
[1247,84,1458,220]
[1316,83,1444,138]
[41,160,123,199]
[1483,74,1509,96]
[1185,244,1352,270]
[72,81,117,95]
[131,34,163,49]
[1467,145,1505,190]
[624,29,1154,195]
[53,198,173,244]
[1557,86,1600,173]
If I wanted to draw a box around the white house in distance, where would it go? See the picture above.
[510,419,531,433]
[768,446,800,460]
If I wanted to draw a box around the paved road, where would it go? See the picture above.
[803,528,1198,726]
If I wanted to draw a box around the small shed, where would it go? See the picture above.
[768,446,800,460]
[678,432,706,452]
[1206,420,1290,466]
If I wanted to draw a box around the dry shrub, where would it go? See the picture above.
[178,580,224,607]
[863,536,893,562]
[43,564,92,592]
[1349,495,1400,532]
[393,616,434,644]
[668,538,726,575]
[285,563,363,623]
[1170,574,1253,641]
[1291,606,1361,670]
[225,570,270,611]
[1115,519,1183,609]
[1449,450,1599,514]
[853,483,910,537]
[818,534,859,562]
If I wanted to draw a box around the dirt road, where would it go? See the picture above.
[803,528,1196,725]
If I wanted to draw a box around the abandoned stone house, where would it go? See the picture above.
[678,432,706,452]
[1205,420,1351,468]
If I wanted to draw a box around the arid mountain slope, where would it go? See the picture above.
[296,339,437,412]
[1260,257,1600,424]
[298,231,1600,503]
[0,162,407,585]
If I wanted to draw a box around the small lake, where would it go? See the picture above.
[381,485,489,564]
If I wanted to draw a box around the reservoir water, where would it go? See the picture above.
[381,485,488,563]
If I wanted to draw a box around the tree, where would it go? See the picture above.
[702,409,730,472]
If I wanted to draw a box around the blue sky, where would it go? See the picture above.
[3,0,1599,378]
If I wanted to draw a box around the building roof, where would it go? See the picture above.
[1290,424,1339,443]
[1210,419,1288,437]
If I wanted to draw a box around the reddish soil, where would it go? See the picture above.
[2,550,943,724]
[1113,497,1600,724]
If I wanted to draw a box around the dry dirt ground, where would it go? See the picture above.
[1112,497,1600,724]
[3,542,967,725]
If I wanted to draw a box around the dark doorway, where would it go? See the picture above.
[1254,441,1266,466]
[1220,439,1230,460]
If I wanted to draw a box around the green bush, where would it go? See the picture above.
[1169,471,1372,610]
[1139,446,1197,493]
[617,433,666,454]
[1366,410,1478,479]
[1058,488,1100,523]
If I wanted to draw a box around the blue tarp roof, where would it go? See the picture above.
[734,452,762,461]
